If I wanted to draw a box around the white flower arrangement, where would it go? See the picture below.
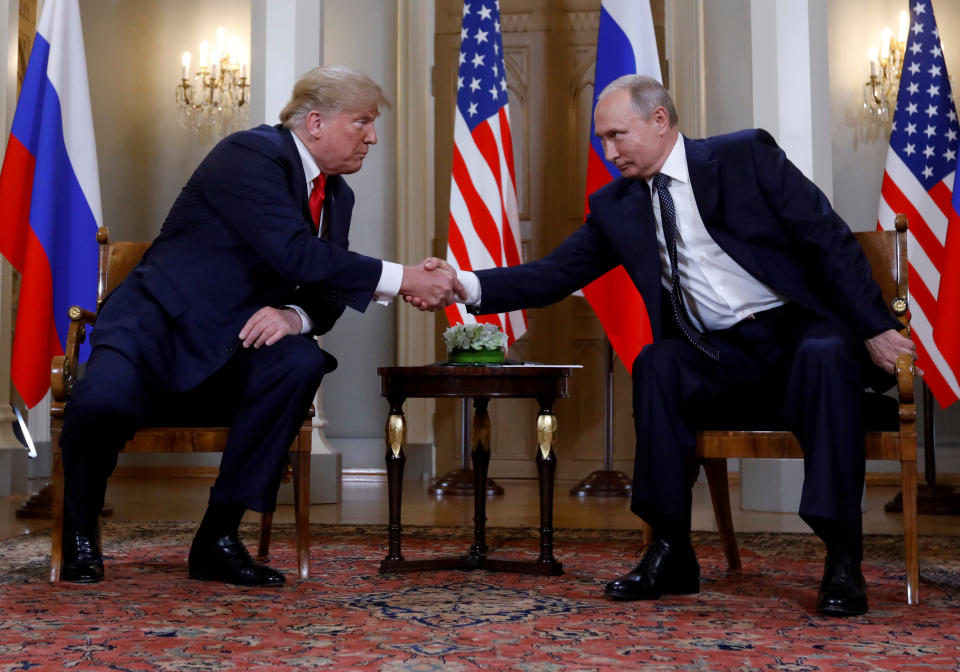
[443,323,507,352]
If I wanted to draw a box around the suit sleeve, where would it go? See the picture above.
[476,213,617,315]
[750,130,900,339]
[200,135,382,313]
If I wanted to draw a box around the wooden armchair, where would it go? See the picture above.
[49,226,312,582]
[695,215,919,605]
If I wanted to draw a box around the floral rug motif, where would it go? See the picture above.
[0,522,958,671]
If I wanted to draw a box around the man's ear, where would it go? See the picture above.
[306,110,326,139]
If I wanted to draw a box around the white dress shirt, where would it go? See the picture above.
[287,132,402,333]
[458,133,785,331]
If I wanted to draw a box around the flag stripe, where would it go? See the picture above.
[881,173,945,272]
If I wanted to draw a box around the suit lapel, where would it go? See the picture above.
[684,136,768,285]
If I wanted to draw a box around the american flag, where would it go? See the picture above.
[444,0,526,345]
[878,0,960,407]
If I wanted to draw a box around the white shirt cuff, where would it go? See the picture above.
[458,271,481,306]
[284,304,313,334]
[374,260,404,305]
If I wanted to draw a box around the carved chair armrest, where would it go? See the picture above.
[894,352,915,404]
[51,305,97,401]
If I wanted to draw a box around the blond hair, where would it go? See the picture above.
[279,65,391,128]
[597,75,679,127]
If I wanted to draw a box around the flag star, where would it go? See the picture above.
[948,128,958,142]
[929,64,942,77]
[457,76,464,89]
[946,148,957,162]
[474,28,489,44]
[907,81,920,95]
[912,21,924,36]
[909,61,921,74]
[927,84,941,97]
[949,109,958,122]
[494,43,499,55]
[461,26,468,41]
[472,53,485,68]
[492,64,498,77]
[469,77,481,92]
[926,103,938,117]
[910,43,923,56]
[906,102,919,115]
[923,165,934,178]
[932,45,942,58]
[904,142,916,155]
[924,124,936,137]
[495,20,501,33]
[459,52,466,65]
[915,2,926,14]
[923,144,935,158]
[500,77,507,91]
[467,101,478,117]
[478,5,492,20]
[489,85,499,99]
[463,3,470,16]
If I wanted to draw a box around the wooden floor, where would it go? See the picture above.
[4,474,960,543]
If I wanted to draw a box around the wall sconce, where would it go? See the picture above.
[176,27,250,133]
[862,10,910,129]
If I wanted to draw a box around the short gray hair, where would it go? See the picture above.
[279,65,391,128]
[597,75,678,127]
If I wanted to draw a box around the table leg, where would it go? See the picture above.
[535,396,563,574]
[470,398,491,557]
[381,396,407,570]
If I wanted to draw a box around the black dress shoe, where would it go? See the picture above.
[605,538,700,601]
[188,534,285,587]
[816,551,868,616]
[62,528,104,584]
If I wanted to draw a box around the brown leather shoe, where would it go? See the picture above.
[605,538,700,600]
[816,551,868,616]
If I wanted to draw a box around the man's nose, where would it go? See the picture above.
[365,124,378,145]
[602,140,618,162]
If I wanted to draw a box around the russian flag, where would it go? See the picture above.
[0,0,101,408]
[580,0,662,371]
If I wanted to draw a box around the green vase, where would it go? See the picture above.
[447,348,506,365]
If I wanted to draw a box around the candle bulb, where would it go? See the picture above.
[869,46,879,78]
[241,63,247,79]
[880,27,891,62]
[898,10,909,46]
[181,51,191,79]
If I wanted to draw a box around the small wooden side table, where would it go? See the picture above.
[377,364,573,576]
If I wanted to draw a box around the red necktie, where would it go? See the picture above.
[309,174,326,234]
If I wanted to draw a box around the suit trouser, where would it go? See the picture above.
[629,304,867,545]
[59,335,328,533]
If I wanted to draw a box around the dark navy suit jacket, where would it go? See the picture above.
[475,129,900,354]
[91,124,383,392]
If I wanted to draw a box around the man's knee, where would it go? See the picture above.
[266,337,331,388]
[632,340,687,379]
[793,332,857,370]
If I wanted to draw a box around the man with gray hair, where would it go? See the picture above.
[59,65,460,586]
[438,74,915,616]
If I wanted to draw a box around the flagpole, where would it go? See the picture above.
[570,339,632,497]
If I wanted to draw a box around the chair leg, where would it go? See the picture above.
[900,456,920,605]
[50,439,65,583]
[257,513,273,563]
[292,446,311,580]
[703,458,741,571]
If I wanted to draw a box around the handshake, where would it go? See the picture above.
[400,257,467,311]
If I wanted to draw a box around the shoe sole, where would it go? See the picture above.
[604,585,700,601]
[188,568,285,587]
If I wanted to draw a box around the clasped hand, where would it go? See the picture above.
[400,257,465,311]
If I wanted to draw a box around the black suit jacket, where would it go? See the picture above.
[91,124,383,391]
[475,129,900,356]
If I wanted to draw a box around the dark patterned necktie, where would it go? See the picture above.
[652,173,719,361]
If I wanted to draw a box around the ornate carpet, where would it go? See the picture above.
[0,522,958,671]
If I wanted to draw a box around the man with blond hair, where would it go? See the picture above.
[59,66,460,586]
